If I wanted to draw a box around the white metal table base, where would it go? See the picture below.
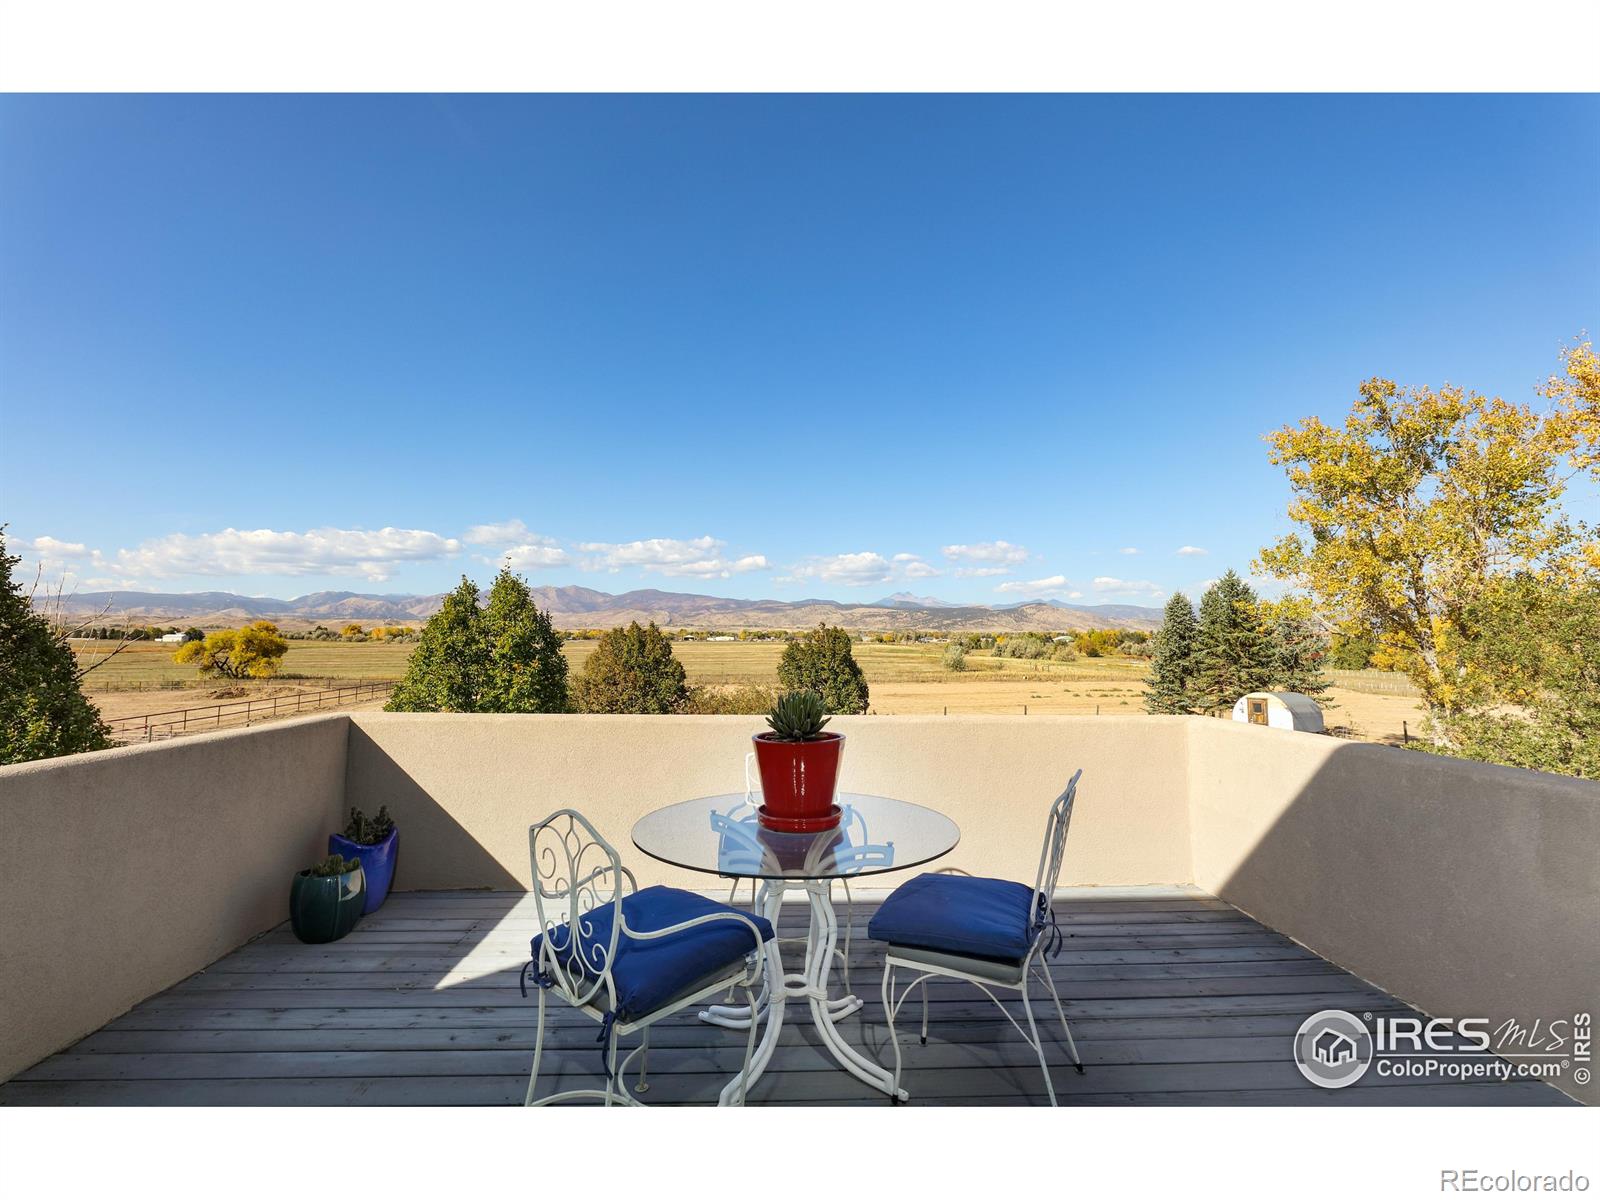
[701,879,907,1104]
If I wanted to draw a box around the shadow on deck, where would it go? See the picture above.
[0,888,1573,1106]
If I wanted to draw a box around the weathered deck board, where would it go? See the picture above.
[0,890,1574,1107]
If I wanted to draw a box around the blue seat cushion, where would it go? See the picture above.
[531,886,774,1022]
[867,873,1039,962]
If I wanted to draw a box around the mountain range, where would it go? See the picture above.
[50,586,1165,632]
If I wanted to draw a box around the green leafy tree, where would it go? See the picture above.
[1327,630,1376,670]
[1144,592,1201,714]
[0,531,112,764]
[572,621,687,714]
[174,621,289,679]
[1423,574,1600,778]
[778,623,869,714]
[386,569,569,713]
[1194,572,1275,713]
[1257,369,1580,721]
[942,642,967,672]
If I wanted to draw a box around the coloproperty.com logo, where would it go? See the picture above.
[1293,1009,1593,1089]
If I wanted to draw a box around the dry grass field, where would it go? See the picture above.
[74,638,1425,745]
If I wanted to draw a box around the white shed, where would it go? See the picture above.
[1231,691,1324,734]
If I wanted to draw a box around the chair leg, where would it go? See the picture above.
[737,984,760,1107]
[635,1028,651,1093]
[1038,962,1084,1073]
[603,1025,620,1107]
[523,988,546,1106]
[880,961,904,1102]
[1019,975,1058,1107]
[920,980,929,1045]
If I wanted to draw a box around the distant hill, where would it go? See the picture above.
[49,586,1164,632]
[873,592,963,609]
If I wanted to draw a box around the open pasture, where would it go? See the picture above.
[73,638,1421,744]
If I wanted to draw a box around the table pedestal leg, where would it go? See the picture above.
[704,879,906,1104]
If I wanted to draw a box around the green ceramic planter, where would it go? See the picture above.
[290,863,366,944]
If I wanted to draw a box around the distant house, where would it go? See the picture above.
[157,632,185,643]
[707,635,736,642]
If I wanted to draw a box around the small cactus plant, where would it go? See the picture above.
[305,854,360,878]
[343,805,395,845]
[764,690,831,741]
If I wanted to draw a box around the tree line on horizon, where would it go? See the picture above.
[381,568,871,718]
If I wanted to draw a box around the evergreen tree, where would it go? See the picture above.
[1194,571,1275,713]
[386,570,568,713]
[480,568,570,712]
[0,530,112,764]
[1266,611,1331,701]
[572,621,687,714]
[778,623,870,714]
[1144,591,1200,714]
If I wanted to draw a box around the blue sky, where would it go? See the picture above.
[2,94,1596,606]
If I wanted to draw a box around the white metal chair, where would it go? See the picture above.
[872,770,1084,1105]
[522,809,773,1106]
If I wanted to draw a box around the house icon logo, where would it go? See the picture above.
[1294,1009,1373,1088]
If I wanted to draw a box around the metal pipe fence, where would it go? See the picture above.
[107,681,396,744]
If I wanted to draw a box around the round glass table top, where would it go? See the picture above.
[631,792,960,881]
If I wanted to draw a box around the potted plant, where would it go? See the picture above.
[290,854,366,944]
[753,690,845,832]
[330,806,398,915]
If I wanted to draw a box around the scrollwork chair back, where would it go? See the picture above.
[529,809,639,1011]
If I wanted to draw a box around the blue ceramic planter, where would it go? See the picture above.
[330,827,398,914]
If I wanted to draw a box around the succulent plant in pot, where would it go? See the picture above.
[329,805,399,915]
[752,690,845,832]
[290,854,366,944]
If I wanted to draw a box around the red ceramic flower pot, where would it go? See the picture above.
[752,732,845,831]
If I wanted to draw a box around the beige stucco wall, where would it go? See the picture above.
[343,713,1195,892]
[0,715,348,1082]
[3,711,1594,1102]
[1187,719,1600,1105]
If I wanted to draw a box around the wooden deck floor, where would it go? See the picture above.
[0,888,1572,1106]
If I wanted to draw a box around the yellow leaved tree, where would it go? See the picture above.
[174,621,289,680]
[1256,362,1586,725]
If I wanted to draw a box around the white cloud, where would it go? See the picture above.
[576,536,768,580]
[1175,545,1209,557]
[1119,547,1141,555]
[99,527,462,583]
[942,540,1030,565]
[1091,576,1166,597]
[783,551,895,586]
[955,566,1010,579]
[464,520,569,570]
[498,543,570,570]
[464,519,541,546]
[995,574,1073,596]
[893,553,941,579]
[19,536,89,558]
